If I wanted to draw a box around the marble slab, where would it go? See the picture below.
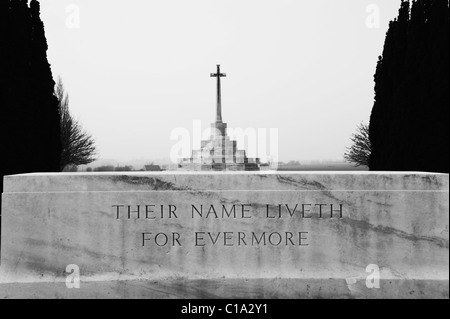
[0,172,448,299]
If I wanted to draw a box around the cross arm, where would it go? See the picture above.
[210,73,227,77]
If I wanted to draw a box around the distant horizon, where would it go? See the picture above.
[83,157,364,168]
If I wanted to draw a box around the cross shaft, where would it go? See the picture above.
[210,65,226,123]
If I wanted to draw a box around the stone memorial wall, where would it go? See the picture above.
[0,172,448,298]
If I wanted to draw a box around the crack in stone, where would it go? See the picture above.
[110,176,189,191]
[276,175,328,190]
[340,217,449,249]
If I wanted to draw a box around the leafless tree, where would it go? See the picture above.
[56,78,97,171]
[344,122,371,167]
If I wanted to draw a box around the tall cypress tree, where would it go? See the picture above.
[0,0,61,193]
[369,0,449,173]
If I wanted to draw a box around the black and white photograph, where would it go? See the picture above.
[0,0,448,305]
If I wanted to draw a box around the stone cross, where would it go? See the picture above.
[210,64,226,123]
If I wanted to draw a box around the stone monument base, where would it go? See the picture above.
[1,172,448,299]
[179,121,261,171]
[179,163,260,171]
[0,277,447,299]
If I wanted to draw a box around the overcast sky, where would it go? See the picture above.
[39,0,400,163]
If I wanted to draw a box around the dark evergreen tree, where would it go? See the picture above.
[369,0,449,173]
[0,1,61,195]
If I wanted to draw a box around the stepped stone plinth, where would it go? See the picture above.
[179,121,260,171]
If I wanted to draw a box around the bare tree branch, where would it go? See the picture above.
[56,77,97,170]
[344,122,371,167]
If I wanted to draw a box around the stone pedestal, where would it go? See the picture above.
[179,121,260,171]
[0,172,448,299]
